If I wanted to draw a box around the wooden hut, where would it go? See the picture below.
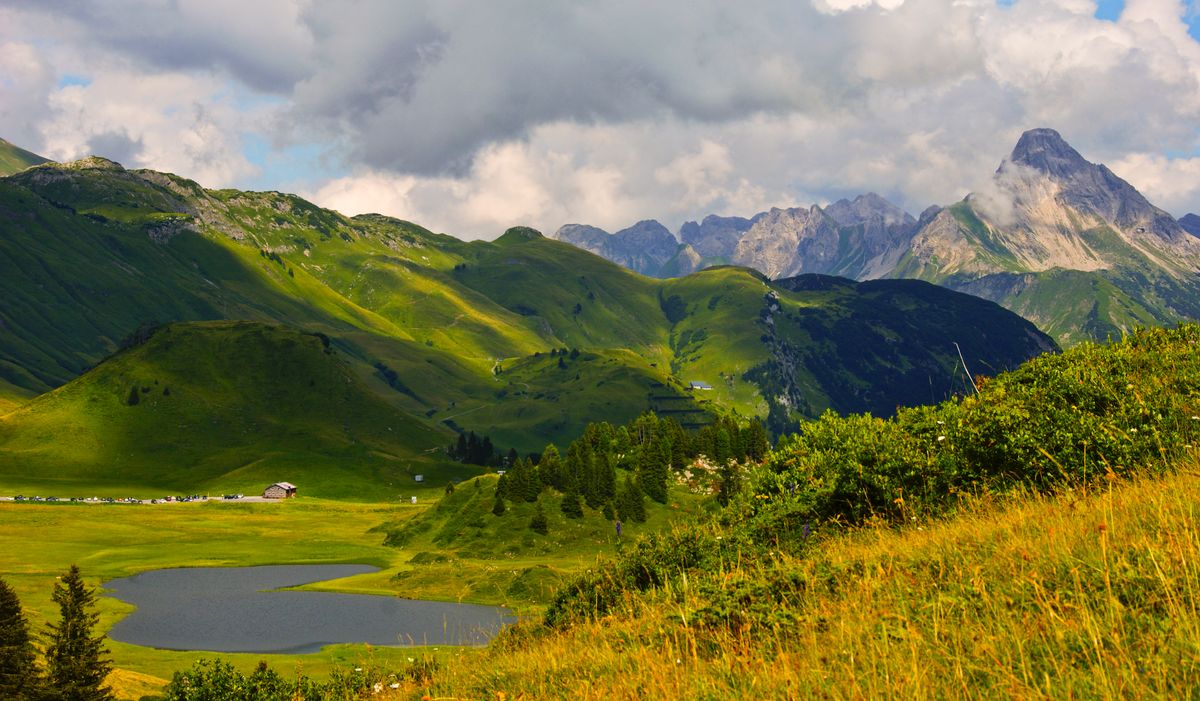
[263,482,297,499]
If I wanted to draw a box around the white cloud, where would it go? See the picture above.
[4,0,1200,235]
[39,70,262,187]
[1109,152,1200,215]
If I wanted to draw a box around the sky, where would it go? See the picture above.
[2,0,1199,239]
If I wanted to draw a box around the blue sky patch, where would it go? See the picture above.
[57,74,91,89]
[240,135,347,192]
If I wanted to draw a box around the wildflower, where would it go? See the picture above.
[937,435,946,442]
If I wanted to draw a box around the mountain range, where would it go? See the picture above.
[0,144,1054,494]
[554,129,1200,346]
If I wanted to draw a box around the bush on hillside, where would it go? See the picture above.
[753,324,1200,535]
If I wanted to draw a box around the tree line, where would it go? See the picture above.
[490,412,770,531]
[0,565,112,700]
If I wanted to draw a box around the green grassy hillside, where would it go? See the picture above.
[0,321,475,498]
[0,138,48,176]
[0,153,1056,470]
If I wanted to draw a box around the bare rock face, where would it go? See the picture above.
[551,220,682,276]
[898,128,1200,282]
[1003,128,1198,257]
[553,224,611,254]
[732,206,841,279]
[679,214,757,260]
[1179,213,1200,239]
[731,194,917,280]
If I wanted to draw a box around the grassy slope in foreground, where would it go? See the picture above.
[416,464,1200,699]
[0,321,475,499]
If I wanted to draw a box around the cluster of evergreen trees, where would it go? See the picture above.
[0,566,112,700]
[490,412,770,532]
[446,431,500,466]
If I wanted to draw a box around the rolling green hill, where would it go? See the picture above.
[0,150,1057,481]
[0,321,474,498]
[0,138,48,176]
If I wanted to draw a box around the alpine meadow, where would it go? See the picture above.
[4,1,1200,698]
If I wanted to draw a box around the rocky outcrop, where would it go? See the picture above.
[679,214,757,260]
[551,219,684,276]
[1179,213,1200,239]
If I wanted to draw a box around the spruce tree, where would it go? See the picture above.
[492,493,507,516]
[714,428,732,465]
[538,444,564,492]
[617,475,647,524]
[45,565,113,701]
[628,477,647,523]
[718,460,741,508]
[0,576,41,700]
[530,502,549,535]
[523,460,543,502]
[743,421,770,462]
[638,435,670,504]
[560,486,584,519]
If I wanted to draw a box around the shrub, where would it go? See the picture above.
[753,324,1200,532]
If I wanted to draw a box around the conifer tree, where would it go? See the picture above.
[715,428,732,465]
[638,435,670,504]
[492,492,506,516]
[718,460,742,507]
[597,450,617,501]
[480,436,495,465]
[530,502,549,535]
[742,421,770,462]
[617,475,647,523]
[506,459,529,501]
[45,565,113,701]
[522,458,543,502]
[0,576,41,700]
[560,487,584,519]
[538,444,564,491]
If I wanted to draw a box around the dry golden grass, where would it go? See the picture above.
[411,458,1200,699]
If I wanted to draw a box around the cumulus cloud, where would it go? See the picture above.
[1109,152,1200,215]
[2,0,1200,235]
[38,70,262,186]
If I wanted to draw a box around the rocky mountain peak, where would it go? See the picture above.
[1179,213,1200,239]
[553,219,683,276]
[615,219,675,243]
[679,214,756,259]
[824,192,914,228]
[1009,128,1090,179]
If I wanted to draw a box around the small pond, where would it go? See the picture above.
[104,564,514,653]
